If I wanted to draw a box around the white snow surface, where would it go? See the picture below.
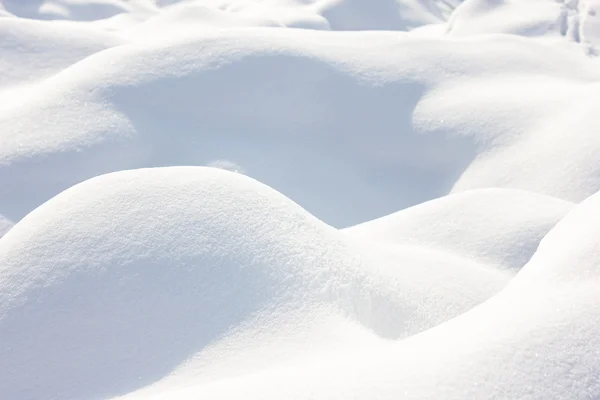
[1,0,600,399]
[344,188,573,271]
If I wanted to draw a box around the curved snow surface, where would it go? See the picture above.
[140,187,600,400]
[344,188,573,271]
[0,167,510,400]
[2,0,600,399]
[2,0,600,228]
[0,167,598,400]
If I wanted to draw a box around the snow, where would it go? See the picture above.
[344,188,573,271]
[1,0,600,399]
[0,167,510,399]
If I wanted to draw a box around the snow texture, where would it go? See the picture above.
[1,0,600,399]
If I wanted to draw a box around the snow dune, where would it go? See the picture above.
[1,0,600,399]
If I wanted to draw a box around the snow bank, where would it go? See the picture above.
[0,28,476,227]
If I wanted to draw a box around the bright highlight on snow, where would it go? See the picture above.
[1,0,600,399]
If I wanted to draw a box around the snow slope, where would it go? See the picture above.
[344,188,573,271]
[1,0,600,398]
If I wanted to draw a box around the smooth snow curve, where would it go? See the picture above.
[2,2,600,228]
[1,0,600,399]
[151,191,600,399]
[0,167,508,400]
[344,188,573,271]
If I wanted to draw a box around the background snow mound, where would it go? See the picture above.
[0,30,482,227]
[447,0,564,37]
[2,0,130,21]
[4,28,600,228]
[447,0,600,54]
[317,0,461,31]
[0,18,120,87]
[1,0,461,31]
[126,2,330,34]
[345,188,573,271]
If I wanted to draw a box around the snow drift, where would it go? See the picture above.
[2,0,600,398]
[116,182,600,400]
[2,5,600,228]
[0,167,508,400]
[345,188,573,271]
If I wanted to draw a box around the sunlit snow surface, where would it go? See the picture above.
[1,1,600,399]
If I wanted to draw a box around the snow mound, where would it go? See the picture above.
[447,0,600,54]
[317,0,461,30]
[3,25,600,228]
[1,0,461,31]
[3,1,600,398]
[126,1,330,34]
[2,0,130,21]
[0,29,480,227]
[345,188,573,270]
[519,187,600,282]
[0,167,508,400]
[126,189,600,400]
[447,0,564,37]
[0,18,119,88]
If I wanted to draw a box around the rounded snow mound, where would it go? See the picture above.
[0,166,509,400]
[156,191,600,400]
[2,0,128,21]
[317,0,460,31]
[0,18,119,87]
[0,166,360,399]
[447,0,600,53]
[446,0,564,38]
[344,188,573,271]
